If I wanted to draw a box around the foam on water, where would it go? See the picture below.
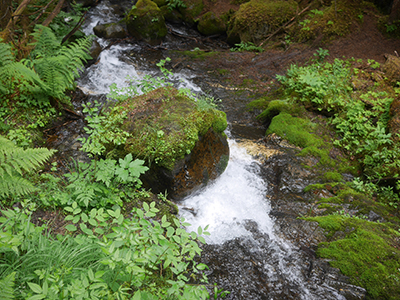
[179,139,275,244]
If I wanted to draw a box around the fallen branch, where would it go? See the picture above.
[42,0,65,27]
[259,3,312,47]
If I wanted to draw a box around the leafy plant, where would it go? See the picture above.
[0,136,55,198]
[60,154,148,208]
[0,25,91,109]
[0,202,212,299]
[78,100,130,157]
[166,0,187,11]
[230,42,264,53]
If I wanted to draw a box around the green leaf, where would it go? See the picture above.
[132,290,141,300]
[27,282,42,294]
[65,224,77,232]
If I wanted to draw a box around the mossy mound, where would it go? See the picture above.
[125,0,167,44]
[116,87,227,170]
[227,0,298,44]
[307,215,400,299]
[289,0,364,43]
[178,0,204,26]
[197,12,227,36]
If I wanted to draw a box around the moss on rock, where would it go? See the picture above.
[126,0,167,43]
[178,0,204,26]
[307,214,400,299]
[227,0,298,44]
[197,11,226,36]
[115,87,227,170]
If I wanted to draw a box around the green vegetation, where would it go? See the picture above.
[230,41,264,52]
[289,0,364,42]
[103,58,227,170]
[0,25,91,144]
[307,214,400,299]
[0,201,211,299]
[0,136,55,198]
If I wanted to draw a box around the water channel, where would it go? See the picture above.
[55,2,367,299]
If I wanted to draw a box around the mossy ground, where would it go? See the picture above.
[306,214,400,299]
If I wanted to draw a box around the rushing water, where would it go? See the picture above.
[179,138,274,244]
[69,3,365,299]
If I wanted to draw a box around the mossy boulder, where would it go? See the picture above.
[160,5,184,24]
[389,95,400,143]
[93,23,127,39]
[113,87,229,200]
[178,0,204,26]
[126,0,168,44]
[383,54,400,83]
[197,12,226,36]
[227,0,298,44]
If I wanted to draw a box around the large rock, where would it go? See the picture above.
[389,95,400,143]
[93,23,127,39]
[125,0,167,44]
[383,54,400,83]
[227,0,298,44]
[110,87,229,200]
[178,0,204,27]
[197,12,226,36]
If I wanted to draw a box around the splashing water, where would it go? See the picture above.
[179,139,274,244]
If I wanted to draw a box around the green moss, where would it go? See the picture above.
[126,0,167,42]
[308,215,400,299]
[197,12,226,36]
[290,0,363,42]
[266,112,322,148]
[257,100,290,122]
[318,203,333,209]
[115,87,227,170]
[217,69,230,76]
[175,49,219,60]
[324,171,343,182]
[179,0,204,26]
[229,0,298,44]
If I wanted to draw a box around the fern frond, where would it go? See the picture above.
[0,41,15,68]
[0,136,55,198]
[30,25,59,58]
[0,272,16,299]
[0,173,37,198]
[0,139,56,175]
[0,61,49,94]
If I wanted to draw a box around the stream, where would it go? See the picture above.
[51,2,367,299]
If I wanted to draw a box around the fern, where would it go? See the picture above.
[0,136,56,198]
[0,25,91,107]
[0,41,15,67]
[0,272,15,300]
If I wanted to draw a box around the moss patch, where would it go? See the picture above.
[307,215,400,299]
[228,0,298,44]
[289,0,364,43]
[266,112,322,148]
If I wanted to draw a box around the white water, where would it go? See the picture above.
[179,138,275,244]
